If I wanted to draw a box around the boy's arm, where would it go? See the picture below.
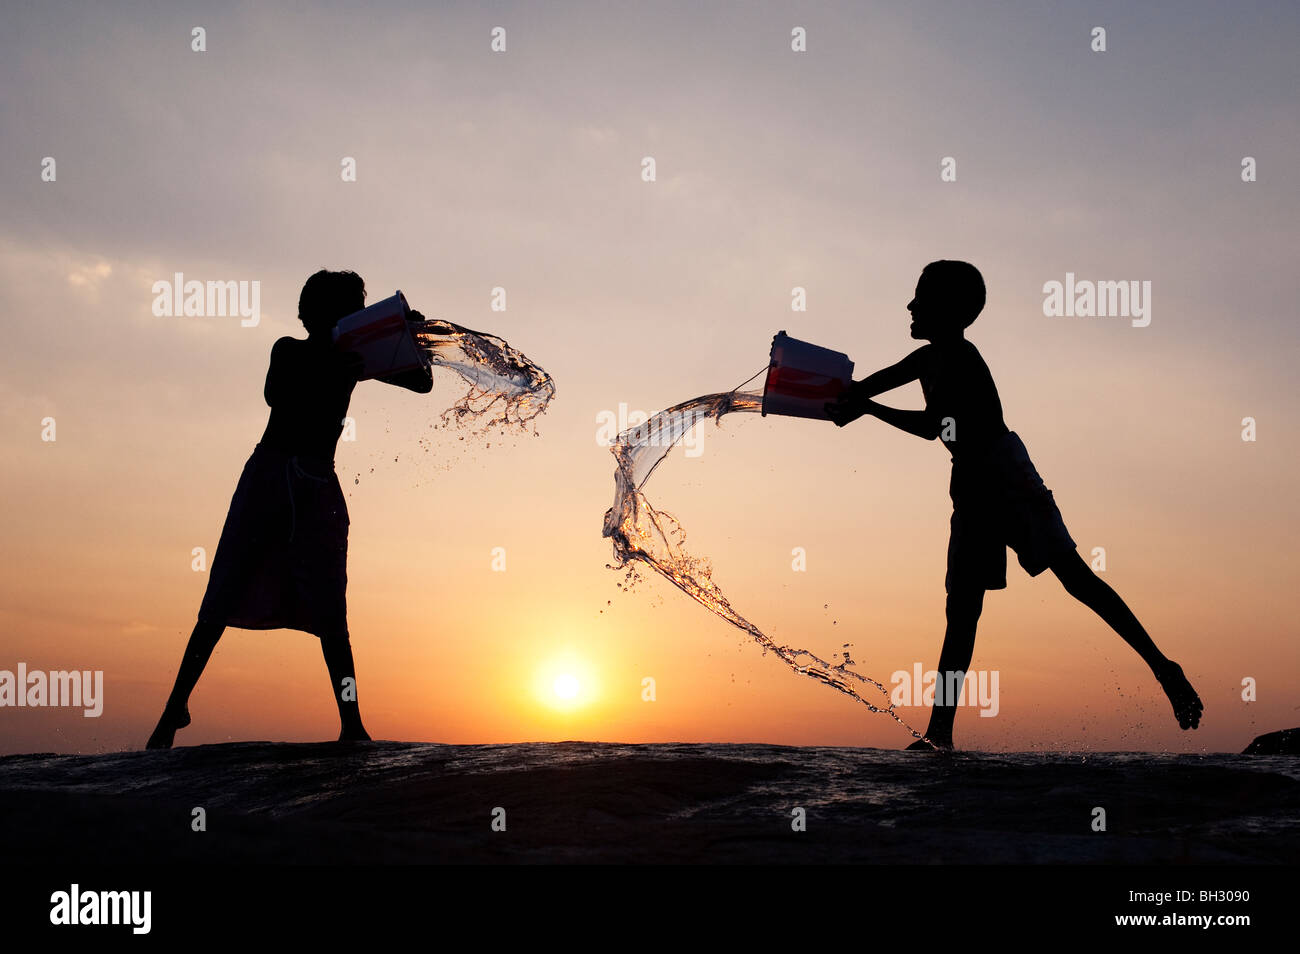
[825,347,928,427]
[376,364,434,393]
[854,346,928,399]
[264,337,293,407]
[858,400,941,440]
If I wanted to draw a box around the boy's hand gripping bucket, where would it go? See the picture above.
[332,291,425,380]
[761,330,855,421]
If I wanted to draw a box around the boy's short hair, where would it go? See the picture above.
[298,269,366,336]
[921,260,985,329]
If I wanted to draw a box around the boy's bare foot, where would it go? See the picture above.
[1154,660,1203,730]
[905,737,953,752]
[145,704,191,750]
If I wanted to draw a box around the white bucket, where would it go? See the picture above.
[761,330,854,421]
[332,291,424,380]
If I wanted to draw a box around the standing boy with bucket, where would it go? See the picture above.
[825,261,1202,749]
[147,269,433,749]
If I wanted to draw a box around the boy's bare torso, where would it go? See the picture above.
[914,339,1009,461]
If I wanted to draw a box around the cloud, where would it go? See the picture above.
[67,261,112,288]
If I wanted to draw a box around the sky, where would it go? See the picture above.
[1,0,1297,754]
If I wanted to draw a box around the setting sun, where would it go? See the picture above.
[533,654,598,712]
[553,673,580,700]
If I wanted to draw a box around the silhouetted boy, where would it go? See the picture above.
[827,260,1202,749]
[147,270,432,749]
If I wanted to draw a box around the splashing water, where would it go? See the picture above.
[411,319,556,432]
[602,382,927,744]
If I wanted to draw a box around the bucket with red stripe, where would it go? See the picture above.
[761,331,854,421]
[332,291,423,380]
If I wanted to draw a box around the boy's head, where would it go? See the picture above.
[907,260,985,340]
[298,269,366,337]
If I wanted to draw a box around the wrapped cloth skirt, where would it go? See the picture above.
[197,443,349,635]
